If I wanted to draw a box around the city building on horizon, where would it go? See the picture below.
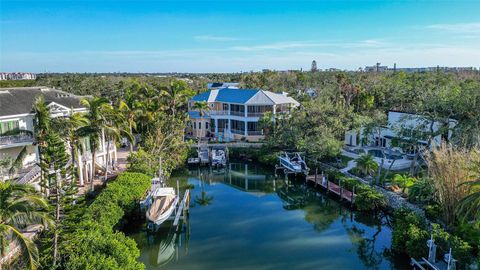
[0,72,37,81]
[364,63,477,73]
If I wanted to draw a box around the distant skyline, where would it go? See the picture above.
[1,0,480,73]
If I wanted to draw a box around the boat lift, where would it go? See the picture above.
[275,152,309,176]
[142,179,191,232]
[411,236,457,270]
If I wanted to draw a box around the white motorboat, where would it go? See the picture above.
[278,152,309,174]
[146,187,178,225]
[211,147,227,167]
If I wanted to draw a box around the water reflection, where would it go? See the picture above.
[127,162,408,270]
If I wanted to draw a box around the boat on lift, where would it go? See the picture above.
[278,152,309,174]
[146,187,178,226]
[140,157,178,226]
[211,146,227,167]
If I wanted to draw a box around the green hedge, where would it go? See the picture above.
[63,172,151,270]
[84,172,151,227]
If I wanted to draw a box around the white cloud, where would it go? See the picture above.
[194,35,240,41]
[425,22,480,33]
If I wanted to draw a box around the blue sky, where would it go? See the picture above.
[1,0,480,72]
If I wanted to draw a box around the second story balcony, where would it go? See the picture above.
[0,131,34,149]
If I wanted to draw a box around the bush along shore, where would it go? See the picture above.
[56,172,151,270]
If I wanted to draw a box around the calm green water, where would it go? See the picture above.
[124,162,409,270]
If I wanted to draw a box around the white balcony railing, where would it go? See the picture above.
[247,112,267,117]
[247,130,263,136]
[210,110,229,116]
[231,129,245,135]
[230,111,245,117]
[0,133,34,146]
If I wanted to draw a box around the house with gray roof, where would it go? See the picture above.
[187,88,299,142]
[0,87,116,188]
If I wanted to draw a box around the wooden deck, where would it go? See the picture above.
[306,173,356,203]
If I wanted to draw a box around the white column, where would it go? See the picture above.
[78,150,84,186]
[244,121,248,137]
[214,119,218,134]
[244,105,248,117]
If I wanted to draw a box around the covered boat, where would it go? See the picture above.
[146,187,177,225]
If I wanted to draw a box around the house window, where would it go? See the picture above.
[199,122,202,129]
[0,120,20,135]
[194,122,197,129]
[206,122,209,129]
[223,103,229,111]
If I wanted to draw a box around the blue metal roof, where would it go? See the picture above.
[191,88,260,104]
[191,91,211,102]
[216,89,258,103]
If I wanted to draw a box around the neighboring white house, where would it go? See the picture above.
[0,87,116,188]
[345,111,457,150]
[186,87,299,142]
[207,82,239,90]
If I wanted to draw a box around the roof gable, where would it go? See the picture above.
[245,91,275,105]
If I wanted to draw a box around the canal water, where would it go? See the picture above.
[124,162,409,270]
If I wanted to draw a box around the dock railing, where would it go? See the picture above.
[306,169,356,204]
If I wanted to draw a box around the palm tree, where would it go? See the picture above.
[77,97,112,192]
[102,106,133,181]
[52,111,89,184]
[192,101,209,117]
[355,154,378,178]
[0,181,52,270]
[456,179,480,222]
[393,174,417,193]
[160,80,194,117]
[118,101,138,152]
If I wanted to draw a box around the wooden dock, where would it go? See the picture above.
[306,171,356,203]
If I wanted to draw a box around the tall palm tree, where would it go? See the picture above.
[102,106,133,181]
[52,111,89,184]
[192,101,209,117]
[118,101,138,152]
[0,181,52,270]
[355,154,378,178]
[77,97,112,192]
[160,80,194,117]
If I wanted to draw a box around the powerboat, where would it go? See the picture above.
[278,152,309,174]
[211,146,227,167]
[146,187,178,226]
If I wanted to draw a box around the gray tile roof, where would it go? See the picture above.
[0,87,86,117]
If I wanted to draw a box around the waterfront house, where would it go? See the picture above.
[344,111,457,150]
[187,88,299,142]
[0,87,116,188]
